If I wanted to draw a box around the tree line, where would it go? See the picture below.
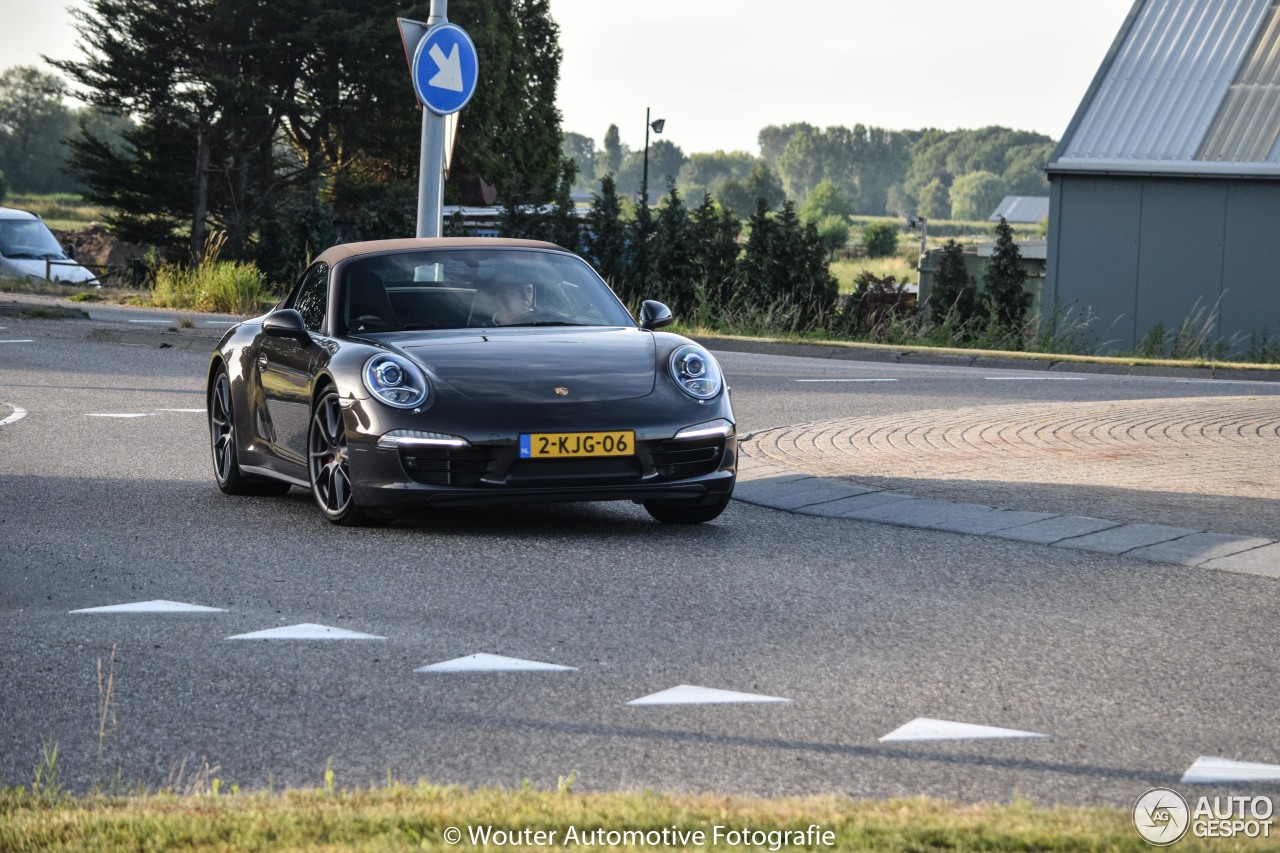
[563,123,1056,222]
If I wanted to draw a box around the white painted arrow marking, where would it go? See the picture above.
[0,406,28,427]
[226,623,385,640]
[1181,756,1280,784]
[70,599,225,614]
[416,653,576,673]
[627,684,792,706]
[428,43,463,91]
[879,717,1047,742]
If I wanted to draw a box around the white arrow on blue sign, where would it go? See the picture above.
[412,22,479,116]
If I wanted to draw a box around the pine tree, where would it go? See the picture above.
[584,174,625,287]
[737,198,776,308]
[930,239,977,325]
[626,193,656,305]
[982,216,1031,344]
[653,185,696,315]
[689,193,741,309]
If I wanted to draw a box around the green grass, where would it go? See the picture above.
[5,193,109,231]
[5,783,1253,852]
[831,253,920,292]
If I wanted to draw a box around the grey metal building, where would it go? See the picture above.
[1045,0,1280,352]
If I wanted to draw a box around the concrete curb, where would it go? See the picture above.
[734,457,1280,580]
[695,335,1280,382]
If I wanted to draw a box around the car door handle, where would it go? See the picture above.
[257,354,269,368]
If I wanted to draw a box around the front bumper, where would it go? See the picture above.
[343,402,737,508]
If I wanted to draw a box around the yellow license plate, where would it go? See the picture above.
[519,431,634,458]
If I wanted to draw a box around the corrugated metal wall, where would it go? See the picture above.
[1059,0,1272,165]
[1046,174,1280,351]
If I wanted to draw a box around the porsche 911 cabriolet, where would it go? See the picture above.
[207,238,736,525]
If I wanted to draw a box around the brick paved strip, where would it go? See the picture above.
[1127,533,1276,568]
[987,515,1121,545]
[1051,523,1200,555]
[1202,542,1280,578]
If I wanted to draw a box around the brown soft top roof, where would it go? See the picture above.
[312,237,567,266]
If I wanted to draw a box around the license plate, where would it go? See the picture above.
[519,430,634,458]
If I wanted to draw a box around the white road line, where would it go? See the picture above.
[1181,756,1280,784]
[0,339,35,344]
[984,376,1087,381]
[126,319,173,324]
[795,378,898,383]
[879,717,1048,742]
[86,413,152,418]
[416,653,576,673]
[159,408,207,413]
[70,600,226,614]
[226,623,386,640]
[0,406,29,427]
[627,685,792,706]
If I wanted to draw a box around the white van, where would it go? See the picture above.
[0,206,98,284]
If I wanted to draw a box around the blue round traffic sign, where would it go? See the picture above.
[412,23,479,116]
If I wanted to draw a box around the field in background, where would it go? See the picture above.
[5,193,108,231]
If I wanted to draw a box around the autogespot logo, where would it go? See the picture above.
[1134,788,1191,845]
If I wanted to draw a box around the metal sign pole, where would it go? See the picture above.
[416,0,448,238]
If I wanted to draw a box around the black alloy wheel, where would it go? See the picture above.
[209,365,290,496]
[308,389,378,525]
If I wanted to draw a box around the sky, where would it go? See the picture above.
[0,0,1135,155]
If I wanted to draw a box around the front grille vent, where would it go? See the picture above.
[400,446,496,486]
[650,438,724,480]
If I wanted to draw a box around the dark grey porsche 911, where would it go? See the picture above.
[206,238,737,525]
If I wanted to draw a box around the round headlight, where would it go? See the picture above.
[669,344,723,400]
[362,353,428,409]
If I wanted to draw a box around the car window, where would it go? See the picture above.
[0,219,65,259]
[291,262,329,332]
[338,248,635,331]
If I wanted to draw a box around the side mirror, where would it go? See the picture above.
[262,309,311,341]
[638,300,674,331]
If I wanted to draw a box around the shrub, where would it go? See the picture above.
[151,232,271,315]
[862,221,898,258]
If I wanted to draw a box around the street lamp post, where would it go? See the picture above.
[640,107,665,207]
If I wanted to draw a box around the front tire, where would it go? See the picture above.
[308,389,380,526]
[643,491,732,524]
[209,365,291,496]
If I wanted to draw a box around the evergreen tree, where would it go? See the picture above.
[653,185,696,315]
[626,192,656,305]
[54,0,564,264]
[547,159,581,251]
[737,198,776,306]
[797,220,840,319]
[689,193,741,308]
[982,216,1031,344]
[930,239,977,325]
[584,173,625,287]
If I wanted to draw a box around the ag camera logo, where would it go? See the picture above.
[1133,788,1190,846]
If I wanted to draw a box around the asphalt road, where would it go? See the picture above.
[2,309,1278,806]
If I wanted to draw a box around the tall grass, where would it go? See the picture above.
[150,232,272,315]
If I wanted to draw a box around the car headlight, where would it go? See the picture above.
[362,353,429,408]
[668,344,723,400]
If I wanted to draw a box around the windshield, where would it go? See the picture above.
[337,248,636,334]
[0,218,66,259]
